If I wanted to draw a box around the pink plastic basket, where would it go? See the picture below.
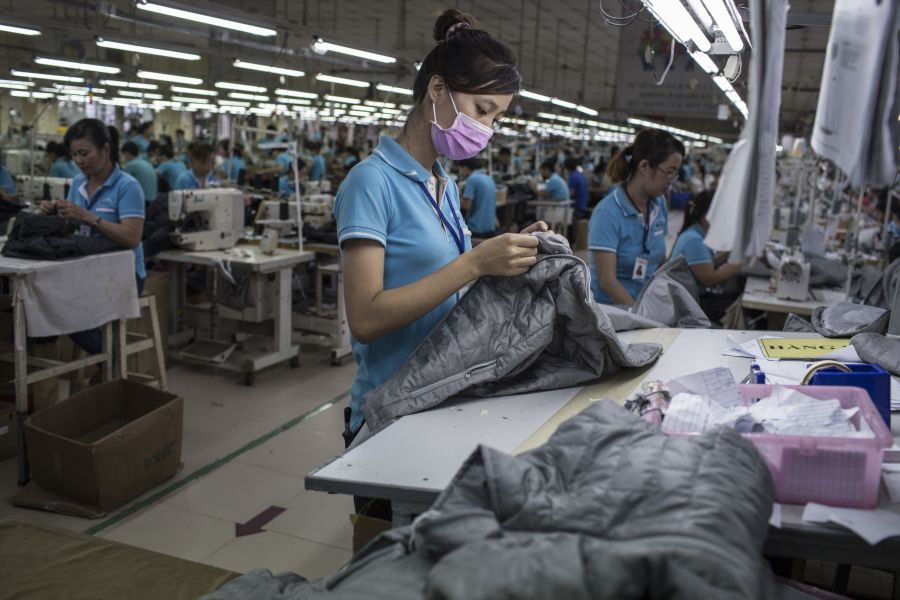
[672,385,893,508]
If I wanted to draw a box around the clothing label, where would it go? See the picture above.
[78,224,91,237]
[632,257,648,281]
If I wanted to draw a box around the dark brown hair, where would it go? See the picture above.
[411,9,522,105]
[606,128,686,184]
[64,118,120,164]
[680,189,715,235]
[187,142,214,162]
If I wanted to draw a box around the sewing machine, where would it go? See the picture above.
[305,180,332,194]
[302,194,334,228]
[775,249,811,301]
[168,188,244,251]
[255,200,298,236]
[1,149,43,176]
[14,175,72,203]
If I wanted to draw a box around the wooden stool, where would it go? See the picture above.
[117,295,167,390]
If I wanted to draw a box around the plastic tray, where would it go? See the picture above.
[676,385,893,508]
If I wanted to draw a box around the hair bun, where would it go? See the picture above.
[433,8,477,42]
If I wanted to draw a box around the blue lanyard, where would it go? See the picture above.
[418,181,465,255]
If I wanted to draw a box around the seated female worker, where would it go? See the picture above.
[588,129,685,305]
[38,119,145,354]
[670,190,744,323]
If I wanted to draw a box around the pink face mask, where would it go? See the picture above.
[430,92,494,160]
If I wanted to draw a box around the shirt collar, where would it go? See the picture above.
[372,135,449,183]
[78,164,123,202]
[612,184,662,219]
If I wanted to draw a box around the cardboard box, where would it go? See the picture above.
[0,402,16,460]
[24,380,183,512]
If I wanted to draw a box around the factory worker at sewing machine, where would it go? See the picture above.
[174,142,219,191]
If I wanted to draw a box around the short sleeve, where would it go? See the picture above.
[461,178,474,200]
[118,179,145,220]
[683,236,714,265]
[334,163,391,248]
[588,203,620,254]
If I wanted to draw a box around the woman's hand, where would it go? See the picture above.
[38,200,56,215]
[467,233,539,277]
[520,221,549,235]
[54,200,93,223]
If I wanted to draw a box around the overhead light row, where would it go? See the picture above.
[627,117,724,144]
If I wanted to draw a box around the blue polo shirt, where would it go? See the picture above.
[568,170,589,211]
[335,136,472,432]
[309,155,326,182]
[49,158,76,178]
[133,134,150,159]
[157,159,187,191]
[671,223,714,267]
[544,173,569,201]
[67,165,146,279]
[278,174,303,199]
[588,185,668,304]
[0,166,15,195]
[174,169,218,190]
[462,169,497,234]
[275,152,292,174]
[123,157,158,202]
[223,156,246,180]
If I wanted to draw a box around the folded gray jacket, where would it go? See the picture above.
[202,401,777,600]
[363,232,664,432]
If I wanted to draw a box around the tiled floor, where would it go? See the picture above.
[0,344,358,579]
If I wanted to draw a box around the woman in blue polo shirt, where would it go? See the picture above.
[335,9,545,442]
[588,129,685,305]
[38,119,145,353]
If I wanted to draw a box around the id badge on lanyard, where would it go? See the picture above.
[632,206,651,281]
[418,181,465,256]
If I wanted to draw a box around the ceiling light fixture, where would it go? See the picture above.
[0,83,30,90]
[215,81,266,92]
[312,38,396,64]
[96,38,200,60]
[170,85,216,95]
[217,99,251,106]
[315,74,370,88]
[275,89,317,99]
[100,79,158,89]
[324,94,360,104]
[228,92,270,101]
[0,21,41,36]
[135,1,277,37]
[689,50,719,74]
[550,98,577,109]
[576,105,598,116]
[519,90,552,102]
[10,90,53,98]
[11,69,83,82]
[642,0,711,52]
[233,60,304,77]
[700,0,743,52]
[34,56,121,74]
[138,70,202,85]
[375,84,413,96]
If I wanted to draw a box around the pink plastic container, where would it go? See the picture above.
[675,385,893,508]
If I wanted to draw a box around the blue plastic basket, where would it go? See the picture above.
[809,363,891,428]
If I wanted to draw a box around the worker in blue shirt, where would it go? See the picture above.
[38,119,145,353]
[275,150,292,175]
[588,129,685,305]
[44,142,77,178]
[670,190,744,323]
[174,142,219,190]
[279,158,307,199]
[565,157,589,216]
[306,141,327,182]
[530,161,570,201]
[132,122,154,159]
[457,157,497,235]
[0,162,16,201]
[222,144,247,182]
[156,145,187,192]
[121,141,158,202]
[335,8,546,451]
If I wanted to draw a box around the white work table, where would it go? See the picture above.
[154,245,315,384]
[306,328,900,570]
[742,275,848,317]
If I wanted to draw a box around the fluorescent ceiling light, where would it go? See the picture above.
[10,90,53,98]
[135,2,276,37]
[324,94,360,104]
[277,97,312,105]
[316,74,369,88]
[576,105,598,116]
[350,105,376,112]
[187,102,217,109]
[11,70,83,82]
[34,57,121,74]
[0,83,30,90]
[51,85,106,94]
[711,74,732,93]
[519,89,551,102]
[233,60,304,77]
[685,0,713,29]
[689,50,718,74]
[100,79,158,89]
[171,96,210,103]
[0,78,33,87]
[364,100,395,108]
[644,0,711,52]
[170,85,216,95]
[138,70,202,85]
[275,88,317,99]
[312,39,396,64]
[96,38,199,60]
[228,92,269,101]
[215,81,266,92]
[218,99,251,106]
[550,98,577,109]
[700,0,743,52]
[376,84,413,96]
[118,90,163,99]
[0,22,41,36]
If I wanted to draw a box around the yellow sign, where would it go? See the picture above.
[758,338,851,360]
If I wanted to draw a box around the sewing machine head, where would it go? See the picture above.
[775,248,811,301]
[14,175,72,205]
[168,188,244,251]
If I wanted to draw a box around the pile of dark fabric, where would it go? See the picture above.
[201,401,777,599]
[142,192,176,257]
[1,213,119,260]
[0,198,23,234]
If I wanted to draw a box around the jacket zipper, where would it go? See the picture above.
[409,360,497,398]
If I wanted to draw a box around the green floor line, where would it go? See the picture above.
[84,390,350,536]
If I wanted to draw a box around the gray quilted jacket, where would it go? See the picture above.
[362,232,665,432]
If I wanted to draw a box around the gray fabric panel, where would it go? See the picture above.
[851,333,900,376]
[811,303,889,337]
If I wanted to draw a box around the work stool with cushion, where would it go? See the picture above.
[117,294,167,390]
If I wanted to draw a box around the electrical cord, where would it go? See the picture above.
[596,0,645,26]
[654,35,675,86]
